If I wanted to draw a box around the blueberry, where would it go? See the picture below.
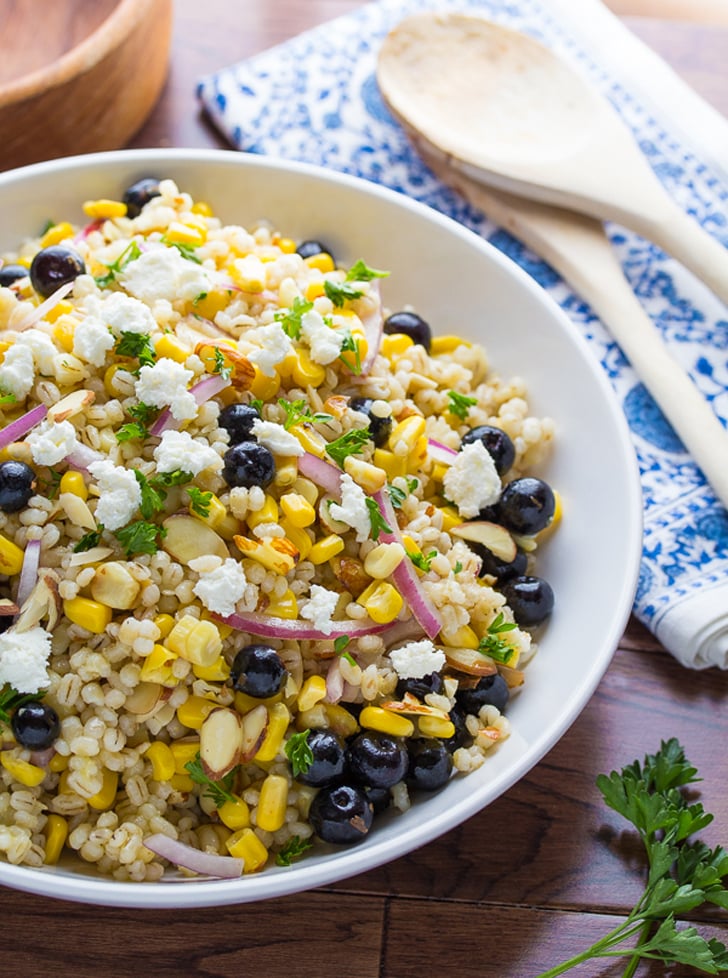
[406,738,453,791]
[395,671,443,702]
[364,785,392,815]
[11,702,60,751]
[296,240,334,261]
[501,575,554,626]
[218,403,260,444]
[122,178,161,218]
[230,644,287,698]
[383,310,431,351]
[442,706,469,753]
[346,731,408,789]
[222,441,275,489]
[0,264,28,288]
[297,729,346,788]
[0,614,13,635]
[461,425,516,476]
[309,784,373,845]
[0,461,36,513]
[473,544,528,582]
[497,477,555,536]
[29,245,86,299]
[349,397,392,448]
[456,674,510,717]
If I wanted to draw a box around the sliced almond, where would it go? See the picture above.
[451,521,517,562]
[239,704,269,763]
[380,691,451,719]
[90,562,141,610]
[200,708,245,780]
[47,388,96,423]
[498,664,525,689]
[59,492,97,530]
[162,514,229,565]
[125,682,167,717]
[233,535,299,575]
[0,599,19,616]
[68,546,114,567]
[14,571,61,633]
[443,646,498,677]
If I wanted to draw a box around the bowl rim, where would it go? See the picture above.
[0,148,643,908]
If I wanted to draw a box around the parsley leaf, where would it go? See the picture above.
[134,470,166,520]
[94,240,142,287]
[275,296,312,340]
[388,477,419,509]
[325,428,370,468]
[285,730,314,778]
[345,259,390,283]
[0,685,45,728]
[0,390,17,407]
[115,331,156,369]
[408,549,438,572]
[334,635,357,667]
[278,398,333,431]
[324,279,364,307]
[73,525,105,553]
[365,497,392,541]
[453,561,464,574]
[186,486,213,518]
[212,347,232,380]
[339,331,362,375]
[447,390,478,421]
[116,402,157,442]
[163,240,202,264]
[477,612,518,664]
[115,520,165,557]
[184,754,237,808]
[276,836,314,867]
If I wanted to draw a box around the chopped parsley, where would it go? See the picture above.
[0,685,45,728]
[249,397,264,414]
[447,390,478,421]
[73,525,105,553]
[276,836,314,867]
[163,240,202,264]
[339,331,362,374]
[365,497,392,541]
[94,240,142,287]
[0,391,17,407]
[212,347,232,380]
[115,331,156,369]
[134,470,166,520]
[285,729,314,778]
[334,635,357,667]
[345,259,390,283]
[278,398,333,430]
[185,754,237,808]
[324,279,364,307]
[325,428,370,468]
[37,468,63,500]
[478,612,518,664]
[275,296,313,340]
[186,486,213,518]
[453,561,464,575]
[408,549,438,572]
[388,477,419,509]
[115,520,165,557]
[116,401,157,443]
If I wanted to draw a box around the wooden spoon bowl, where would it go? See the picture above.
[0,0,173,171]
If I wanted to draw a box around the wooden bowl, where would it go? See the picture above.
[0,0,173,171]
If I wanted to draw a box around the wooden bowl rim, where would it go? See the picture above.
[0,0,168,108]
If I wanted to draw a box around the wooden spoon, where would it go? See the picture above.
[377,12,728,308]
[416,142,728,509]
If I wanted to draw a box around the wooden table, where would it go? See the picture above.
[3,2,728,975]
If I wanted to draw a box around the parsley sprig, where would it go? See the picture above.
[278,398,333,430]
[275,296,313,340]
[534,739,728,978]
[185,754,236,808]
[365,498,392,541]
[94,240,142,287]
[186,486,213,518]
[334,635,357,667]
[285,730,314,777]
[275,835,314,867]
[115,331,156,370]
[408,549,438,572]
[345,259,390,283]
[73,525,105,553]
[115,520,166,557]
[115,402,158,443]
[325,428,371,468]
[447,390,478,421]
[477,613,517,664]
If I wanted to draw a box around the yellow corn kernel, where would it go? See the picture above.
[274,350,297,380]
[165,220,206,246]
[0,752,45,787]
[291,477,319,507]
[246,493,279,530]
[59,470,88,500]
[273,459,298,489]
[43,814,68,864]
[63,596,112,634]
[169,740,201,776]
[189,492,239,540]
[418,716,456,739]
[323,703,360,738]
[83,199,127,220]
[139,644,179,687]
[430,334,471,355]
[39,221,75,248]
[255,703,291,763]
[389,414,426,456]
[304,281,325,302]
[264,588,298,620]
[439,623,479,650]
[229,255,266,293]
[192,655,231,682]
[226,827,268,872]
[0,534,24,576]
[278,521,313,562]
[169,773,195,792]
[343,455,387,493]
[218,796,251,830]
[153,613,175,639]
[256,773,289,832]
[177,695,218,731]
[304,252,335,273]
[438,505,462,532]
[46,300,75,325]
[309,534,345,565]
[363,542,406,580]
[166,616,222,667]
[380,333,414,359]
[145,742,176,781]
[291,424,327,458]
[291,349,326,388]
[192,289,230,322]
[431,462,449,484]
[357,580,403,624]
[411,433,429,467]
[49,753,69,773]
[234,690,282,714]
[297,675,327,713]
[249,365,280,400]
[154,333,191,363]
[280,492,316,528]
[87,769,119,810]
[103,362,130,396]
[275,236,296,254]
[360,706,415,738]
[200,611,232,640]
[536,489,562,542]
[191,200,213,217]
[373,448,408,480]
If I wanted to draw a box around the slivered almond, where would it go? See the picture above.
[498,664,525,689]
[47,389,95,423]
[443,646,498,677]
[200,708,245,780]
[450,521,517,562]
[14,571,61,633]
[124,682,168,717]
[59,492,97,530]
[0,599,19,616]
[162,514,229,564]
[68,546,114,567]
[380,691,451,719]
[239,704,269,763]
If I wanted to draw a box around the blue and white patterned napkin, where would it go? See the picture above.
[197,0,728,669]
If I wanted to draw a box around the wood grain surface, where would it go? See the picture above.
[2,2,728,976]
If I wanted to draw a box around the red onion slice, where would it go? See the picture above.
[427,439,458,466]
[16,538,41,608]
[14,281,75,331]
[0,403,47,450]
[144,833,243,879]
[215,609,398,641]
[297,451,343,495]
[149,374,231,437]
[66,443,104,471]
[325,658,345,704]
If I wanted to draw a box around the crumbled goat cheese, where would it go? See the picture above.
[134,358,197,421]
[0,625,53,693]
[443,440,501,519]
[91,291,157,336]
[328,474,371,542]
[300,584,340,635]
[191,558,248,618]
[301,309,344,365]
[26,419,79,466]
[251,419,304,457]
[153,429,222,475]
[119,246,211,305]
[389,640,447,680]
[18,329,57,376]
[88,459,142,531]
[0,344,35,399]
[72,314,115,367]
[244,323,291,377]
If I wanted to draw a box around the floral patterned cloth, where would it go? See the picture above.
[197,0,728,668]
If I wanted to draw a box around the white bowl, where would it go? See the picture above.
[0,148,642,908]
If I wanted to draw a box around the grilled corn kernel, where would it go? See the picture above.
[59,470,88,500]
[256,774,289,832]
[0,752,46,787]
[430,334,471,355]
[49,312,76,345]
[264,588,298,620]
[0,534,24,576]
[304,252,335,273]
[309,534,345,565]
[43,814,68,864]
[418,716,456,739]
[323,703,360,738]
[190,492,239,540]
[291,349,326,388]
[359,706,414,738]
[297,675,327,713]
[372,448,408,480]
[273,459,299,488]
[169,773,195,792]
[165,221,206,246]
[249,366,280,400]
[192,655,231,682]
[437,506,462,532]
[40,222,75,247]
[83,199,127,220]
[63,596,112,634]
[388,414,426,456]
[363,542,406,580]
[139,644,179,687]
[226,827,268,872]
[246,493,279,530]
[291,477,319,507]
[234,691,282,714]
[280,492,316,528]
[145,742,176,781]
[103,362,129,396]
[169,740,201,775]
[357,580,403,624]
[536,489,562,542]
[291,424,327,457]
[153,613,175,639]
[166,616,222,667]
[218,796,251,830]
[343,455,387,493]
[254,702,291,763]
[87,769,119,810]
[381,333,414,359]
[154,333,192,363]
[440,623,479,650]
[177,695,218,730]
[304,281,326,301]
